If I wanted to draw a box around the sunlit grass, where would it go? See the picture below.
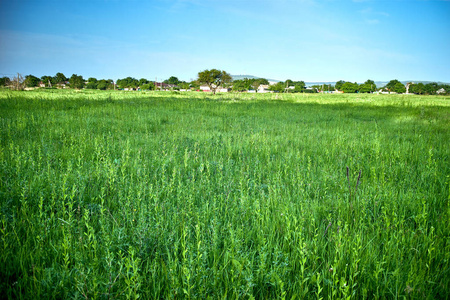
[1,90,449,298]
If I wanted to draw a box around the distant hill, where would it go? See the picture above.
[231,75,280,83]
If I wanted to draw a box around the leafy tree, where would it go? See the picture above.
[294,85,304,93]
[96,80,108,90]
[269,82,285,93]
[232,78,269,92]
[285,79,294,87]
[178,82,190,90]
[41,75,53,87]
[252,78,270,92]
[164,76,180,85]
[424,82,439,95]
[0,77,11,87]
[409,83,424,95]
[25,75,40,87]
[358,84,372,93]
[138,78,149,88]
[139,78,149,86]
[358,79,377,93]
[189,80,200,90]
[232,80,246,92]
[335,80,346,91]
[341,82,359,93]
[141,82,155,90]
[117,77,139,89]
[86,77,98,89]
[291,81,306,93]
[259,78,269,85]
[53,72,67,85]
[385,79,402,92]
[197,69,232,94]
[251,80,262,92]
[69,74,85,89]
[393,82,406,94]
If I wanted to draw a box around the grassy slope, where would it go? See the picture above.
[0,90,449,299]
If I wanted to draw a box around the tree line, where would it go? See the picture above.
[1,71,448,95]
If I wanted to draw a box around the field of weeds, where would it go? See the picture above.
[1,89,449,299]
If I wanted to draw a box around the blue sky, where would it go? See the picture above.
[1,0,449,82]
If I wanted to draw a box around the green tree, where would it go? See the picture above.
[0,77,11,87]
[393,82,406,94]
[139,78,149,86]
[292,81,306,93]
[86,77,98,89]
[409,83,424,94]
[424,82,439,95]
[53,72,67,85]
[69,74,85,89]
[189,80,200,90]
[117,77,139,89]
[385,79,402,92]
[335,80,346,91]
[41,75,53,87]
[253,78,270,92]
[178,82,190,90]
[259,78,269,85]
[269,82,285,93]
[25,75,40,87]
[98,79,113,90]
[141,82,155,90]
[341,82,359,93]
[232,80,246,92]
[197,69,232,94]
[251,80,262,92]
[164,76,180,85]
[358,80,376,93]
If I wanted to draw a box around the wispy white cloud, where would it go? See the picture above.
[366,19,380,24]
[358,6,389,25]
[359,7,389,17]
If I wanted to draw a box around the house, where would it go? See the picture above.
[199,85,210,92]
[39,81,46,88]
[437,88,446,94]
[155,82,170,90]
[258,85,270,93]
[199,85,229,92]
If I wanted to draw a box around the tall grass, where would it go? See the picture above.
[1,90,449,299]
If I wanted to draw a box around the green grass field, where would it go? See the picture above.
[1,89,449,299]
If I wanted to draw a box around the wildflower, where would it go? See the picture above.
[405,285,413,294]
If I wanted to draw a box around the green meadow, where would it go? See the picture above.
[0,89,449,299]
